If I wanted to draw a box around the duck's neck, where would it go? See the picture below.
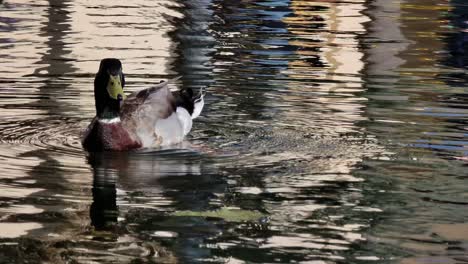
[98,109,119,121]
[96,101,120,120]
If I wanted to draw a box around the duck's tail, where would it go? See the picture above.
[192,88,205,119]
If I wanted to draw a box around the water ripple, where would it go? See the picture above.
[0,117,84,156]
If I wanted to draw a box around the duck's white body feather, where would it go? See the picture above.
[153,107,192,146]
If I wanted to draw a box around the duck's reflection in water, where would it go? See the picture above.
[88,153,118,230]
[87,149,215,231]
[86,149,226,261]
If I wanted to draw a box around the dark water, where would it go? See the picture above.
[0,0,467,263]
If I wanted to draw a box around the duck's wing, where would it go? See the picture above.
[121,80,176,121]
[120,79,191,147]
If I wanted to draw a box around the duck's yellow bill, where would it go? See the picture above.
[106,74,126,100]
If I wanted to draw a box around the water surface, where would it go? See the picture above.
[0,0,467,263]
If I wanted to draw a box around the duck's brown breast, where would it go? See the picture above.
[82,118,142,151]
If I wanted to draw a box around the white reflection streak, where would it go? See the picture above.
[0,223,43,239]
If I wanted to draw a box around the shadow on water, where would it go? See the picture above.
[170,0,216,90]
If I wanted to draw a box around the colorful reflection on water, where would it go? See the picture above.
[0,0,467,263]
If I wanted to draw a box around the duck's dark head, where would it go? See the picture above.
[94,58,126,119]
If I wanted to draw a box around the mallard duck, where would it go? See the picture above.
[82,58,204,151]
